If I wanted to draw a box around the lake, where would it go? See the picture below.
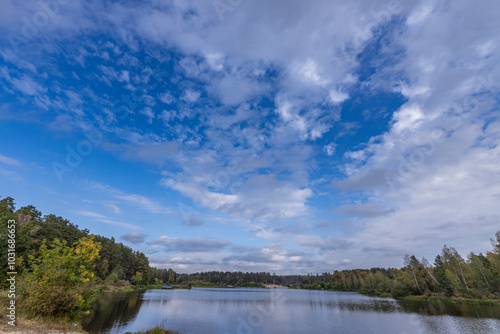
[82,288,500,334]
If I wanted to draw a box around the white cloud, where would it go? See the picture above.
[329,90,349,104]
[85,181,173,215]
[336,202,394,218]
[210,74,265,105]
[102,202,122,215]
[140,107,154,124]
[158,92,175,104]
[11,75,46,96]
[406,4,433,26]
[296,234,352,251]
[204,52,224,71]
[182,89,200,103]
[119,70,130,82]
[0,154,22,167]
[391,104,426,134]
[294,59,329,86]
[75,210,141,230]
[162,173,313,222]
[324,143,336,156]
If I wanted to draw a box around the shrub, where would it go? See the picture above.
[20,236,101,319]
[391,280,412,299]
[116,279,130,287]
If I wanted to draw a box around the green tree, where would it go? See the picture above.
[441,245,472,296]
[434,255,453,296]
[134,252,150,285]
[492,232,500,255]
[468,252,494,297]
[0,196,18,287]
[20,235,101,318]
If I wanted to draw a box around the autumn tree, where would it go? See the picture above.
[20,236,101,318]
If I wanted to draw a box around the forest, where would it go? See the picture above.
[1,195,499,320]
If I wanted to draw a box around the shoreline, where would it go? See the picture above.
[263,284,288,289]
[296,287,500,305]
[400,295,500,306]
[100,285,500,305]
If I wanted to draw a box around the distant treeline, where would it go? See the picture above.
[175,238,500,300]
[1,195,499,304]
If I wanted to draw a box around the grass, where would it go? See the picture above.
[1,316,85,333]
[124,322,182,334]
[0,290,84,333]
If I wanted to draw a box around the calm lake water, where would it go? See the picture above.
[82,288,500,334]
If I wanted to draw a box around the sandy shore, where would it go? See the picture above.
[263,284,288,288]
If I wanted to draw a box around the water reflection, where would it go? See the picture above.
[82,288,500,334]
[83,290,145,333]
[398,299,500,319]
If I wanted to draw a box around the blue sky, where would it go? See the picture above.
[0,0,499,274]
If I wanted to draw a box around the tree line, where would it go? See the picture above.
[173,239,500,300]
[0,196,155,286]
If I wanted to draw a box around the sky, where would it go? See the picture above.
[0,0,499,274]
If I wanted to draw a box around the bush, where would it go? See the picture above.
[105,272,119,285]
[20,236,101,319]
[117,279,130,287]
[391,280,412,299]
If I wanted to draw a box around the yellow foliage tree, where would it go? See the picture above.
[21,235,101,318]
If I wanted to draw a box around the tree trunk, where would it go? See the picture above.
[457,261,469,292]
[420,258,439,285]
[473,258,491,289]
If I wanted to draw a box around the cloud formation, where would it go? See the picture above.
[121,231,147,244]
[0,0,498,273]
[153,236,231,252]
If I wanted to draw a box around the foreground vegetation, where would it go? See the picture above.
[0,196,175,326]
[124,323,182,334]
[1,195,499,331]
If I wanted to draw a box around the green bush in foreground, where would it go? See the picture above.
[20,236,101,319]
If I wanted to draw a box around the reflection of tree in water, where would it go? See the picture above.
[324,299,399,313]
[82,291,145,333]
[397,300,500,319]
[323,298,500,320]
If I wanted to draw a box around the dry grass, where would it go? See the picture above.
[0,315,83,333]
[0,291,82,333]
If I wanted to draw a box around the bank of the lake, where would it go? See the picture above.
[301,286,500,306]
[401,295,500,306]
